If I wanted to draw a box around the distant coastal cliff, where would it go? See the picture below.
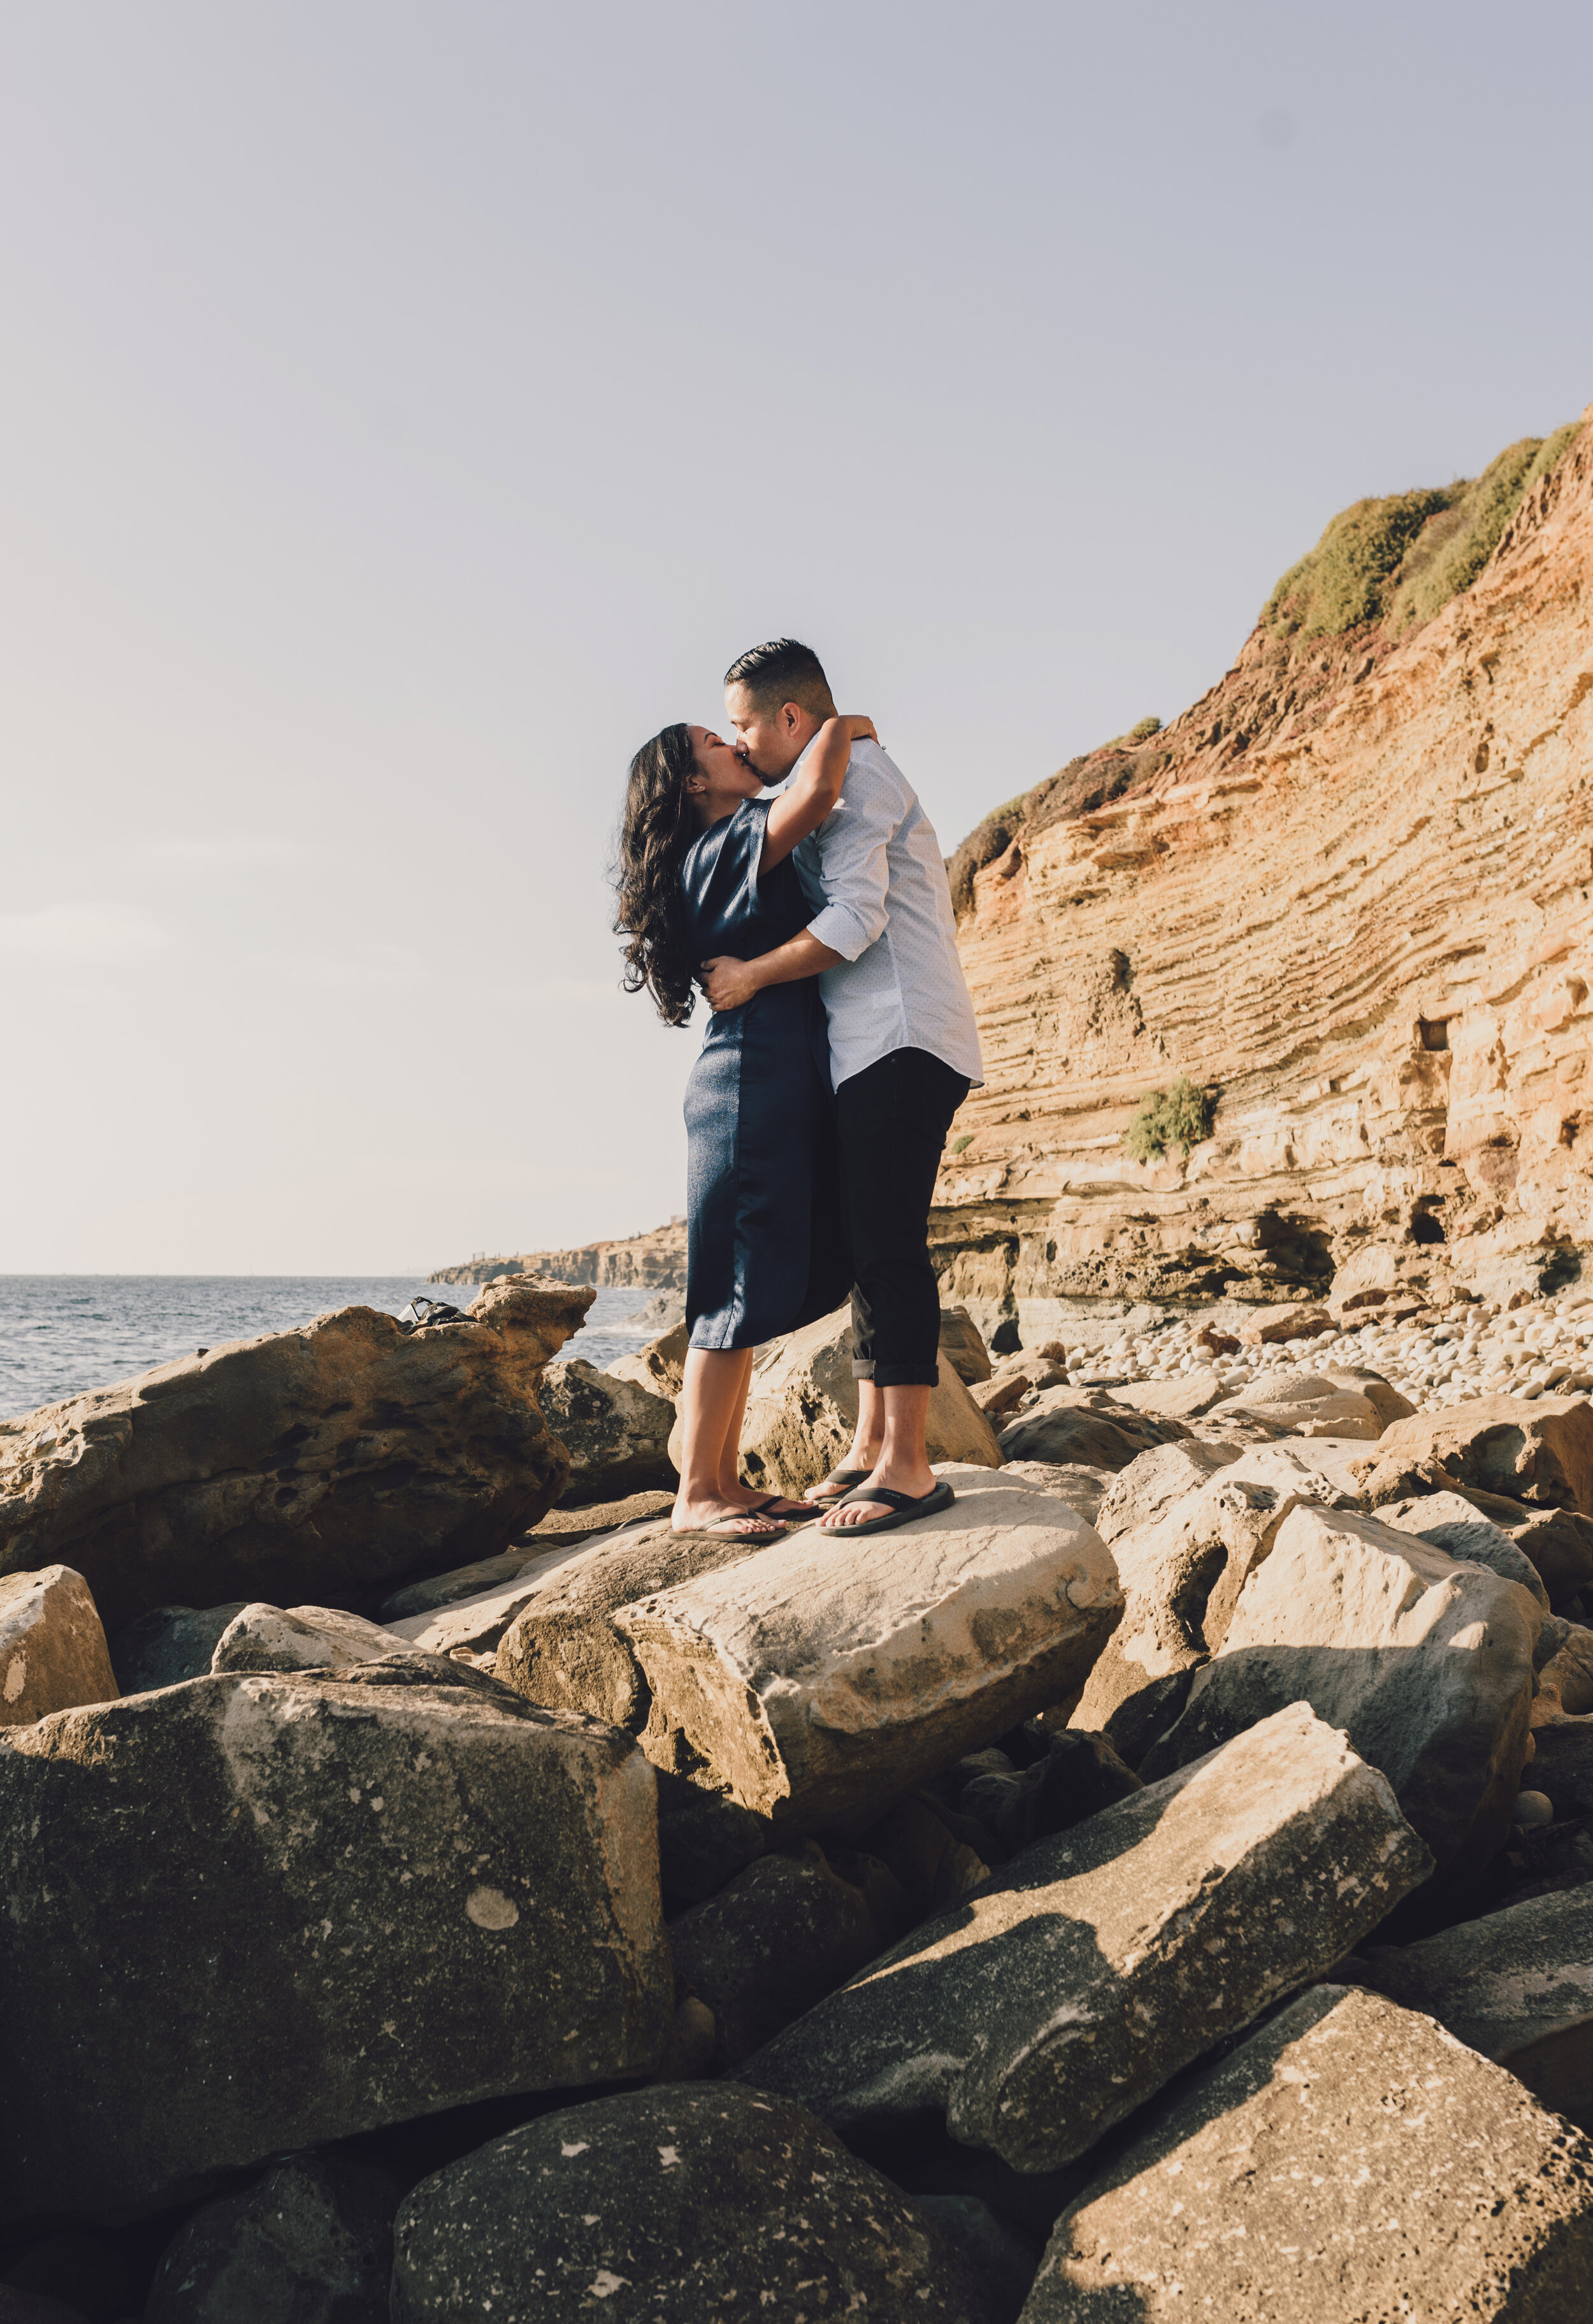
[430,1218,688,1290]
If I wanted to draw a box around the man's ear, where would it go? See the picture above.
[779,701,803,735]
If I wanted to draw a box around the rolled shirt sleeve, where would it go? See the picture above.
[802,777,897,962]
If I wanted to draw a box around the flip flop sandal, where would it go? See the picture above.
[804,1466,877,1506]
[682,1513,792,1538]
[820,1480,957,1538]
[746,1495,814,1519]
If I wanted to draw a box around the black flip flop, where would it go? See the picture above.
[820,1480,957,1537]
[804,1466,876,1506]
[746,1495,814,1520]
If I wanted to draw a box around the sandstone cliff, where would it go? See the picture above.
[431,1218,687,1291]
[934,409,1593,1343]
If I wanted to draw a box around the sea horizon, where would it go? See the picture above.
[0,1275,661,1424]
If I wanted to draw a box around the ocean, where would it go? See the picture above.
[0,1277,669,1424]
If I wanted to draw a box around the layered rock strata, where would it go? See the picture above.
[934,409,1593,1335]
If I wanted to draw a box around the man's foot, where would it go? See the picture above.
[804,1465,877,1506]
[817,1462,939,1529]
[672,1495,789,1538]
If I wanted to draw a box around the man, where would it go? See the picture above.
[701,637,983,1537]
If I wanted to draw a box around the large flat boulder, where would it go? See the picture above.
[391,2084,998,2324]
[737,1704,1432,2172]
[538,1359,677,1506]
[1023,1984,1593,2320]
[614,1466,1123,1831]
[1139,1501,1542,1872]
[0,1276,592,1631]
[1358,1886,1593,2128]
[1068,1471,1299,1765]
[1093,1440,1236,1543]
[0,1657,670,2225]
[0,1566,118,1727]
[493,1515,768,1729]
[719,1308,1001,1499]
[1364,1392,1593,1513]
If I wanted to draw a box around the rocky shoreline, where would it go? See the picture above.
[3,1273,1593,2316]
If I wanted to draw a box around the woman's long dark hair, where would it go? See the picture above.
[615,723,699,1025]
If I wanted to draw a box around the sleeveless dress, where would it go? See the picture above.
[679,798,849,1350]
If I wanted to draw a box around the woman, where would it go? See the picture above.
[616,715,873,1534]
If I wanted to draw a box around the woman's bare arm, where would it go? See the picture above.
[759,715,877,873]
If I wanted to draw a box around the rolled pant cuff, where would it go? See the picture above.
[862,1364,942,1389]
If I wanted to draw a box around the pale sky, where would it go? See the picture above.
[3,1,1590,1273]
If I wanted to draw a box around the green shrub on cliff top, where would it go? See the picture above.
[1124,1076,1215,1163]
[1263,421,1577,641]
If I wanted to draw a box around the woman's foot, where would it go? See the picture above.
[672,1494,789,1538]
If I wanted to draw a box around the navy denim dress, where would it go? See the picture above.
[679,798,849,1350]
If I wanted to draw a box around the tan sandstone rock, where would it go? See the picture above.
[0,1658,671,2225]
[0,1566,118,1728]
[1366,1391,1593,1512]
[0,1275,591,1631]
[1141,1500,1543,1870]
[209,1602,403,1674]
[705,1307,1000,1499]
[737,1705,1432,2172]
[613,1466,1121,1831]
[1023,1985,1593,2321]
[1358,1885,1593,2130]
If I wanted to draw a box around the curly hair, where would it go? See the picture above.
[614,723,700,1026]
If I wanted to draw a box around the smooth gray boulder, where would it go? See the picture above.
[1021,1985,1593,2321]
[209,1602,401,1673]
[0,1657,670,2225]
[667,1840,895,2070]
[391,2084,999,2323]
[0,1566,118,1727]
[615,1466,1123,1830]
[538,1358,677,1505]
[1069,1471,1298,1765]
[1380,1488,1552,1611]
[0,1276,591,1631]
[144,2154,398,2324]
[109,1602,248,1692]
[1093,1440,1236,1544]
[1510,1503,1593,1608]
[737,1704,1432,2172]
[1357,1885,1593,2129]
[1140,1501,1542,1872]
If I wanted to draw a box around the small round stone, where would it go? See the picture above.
[1513,1789,1554,1829]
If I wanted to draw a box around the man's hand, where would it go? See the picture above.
[702,955,760,1011]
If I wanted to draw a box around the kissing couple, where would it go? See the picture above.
[616,638,983,1541]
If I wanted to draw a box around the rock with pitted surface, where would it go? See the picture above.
[390,2084,998,2324]
[1140,1501,1542,1872]
[713,1308,1002,1499]
[738,1705,1432,2172]
[1357,1885,1593,2129]
[538,1359,677,1506]
[1021,1985,1593,2321]
[143,2154,399,2324]
[605,1320,690,1402]
[1363,1392,1593,1514]
[1069,1471,1299,1765]
[612,1466,1122,1831]
[667,1841,895,2070]
[0,1566,117,1728]
[0,1275,593,1632]
[0,1656,670,2227]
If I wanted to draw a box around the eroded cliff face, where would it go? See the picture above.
[934,407,1593,1343]
[431,1219,687,1290]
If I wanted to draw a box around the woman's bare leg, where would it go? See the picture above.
[714,1353,809,1515]
[674,1348,786,1534]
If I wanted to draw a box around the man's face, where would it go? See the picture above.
[724,682,818,781]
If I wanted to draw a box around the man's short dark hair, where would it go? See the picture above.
[723,637,837,720]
